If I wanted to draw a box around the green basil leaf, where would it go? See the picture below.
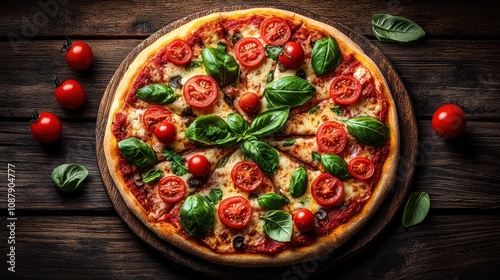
[142,169,163,183]
[289,166,308,198]
[241,139,279,174]
[309,105,320,114]
[264,76,315,109]
[265,45,283,60]
[186,60,203,71]
[260,210,292,242]
[227,113,249,136]
[258,193,289,210]
[202,46,240,87]
[185,115,239,146]
[51,164,88,192]
[402,192,430,228]
[162,147,189,176]
[346,116,390,146]
[312,151,322,162]
[283,139,295,147]
[267,70,274,83]
[321,154,350,179]
[206,189,223,205]
[372,14,425,43]
[311,37,341,76]
[118,137,157,168]
[247,106,290,138]
[330,106,342,116]
[136,84,177,105]
[216,155,229,169]
[180,194,215,238]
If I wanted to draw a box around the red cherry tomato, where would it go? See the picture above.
[158,176,186,203]
[231,161,263,192]
[278,41,305,69]
[218,196,253,229]
[188,155,211,177]
[183,75,219,108]
[316,121,347,154]
[54,79,86,109]
[330,75,362,105]
[311,173,344,207]
[166,39,193,66]
[293,208,315,232]
[235,37,266,69]
[30,111,63,143]
[154,121,177,143]
[142,105,172,132]
[64,40,93,71]
[432,104,467,139]
[238,92,261,114]
[259,17,292,46]
[348,157,375,180]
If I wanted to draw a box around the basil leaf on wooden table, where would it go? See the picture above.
[264,76,315,109]
[321,154,350,179]
[258,193,289,210]
[402,192,430,228]
[202,43,240,87]
[180,194,215,238]
[247,106,290,138]
[260,210,293,242]
[346,116,389,146]
[142,169,163,183]
[51,164,88,192]
[311,37,341,76]
[371,14,425,43]
[118,137,157,168]
[227,112,249,137]
[289,166,308,198]
[136,83,177,105]
[162,147,189,176]
[241,138,279,175]
[185,115,239,146]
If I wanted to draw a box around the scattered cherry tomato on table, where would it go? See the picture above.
[54,79,86,109]
[432,104,467,139]
[30,110,63,143]
[62,40,94,71]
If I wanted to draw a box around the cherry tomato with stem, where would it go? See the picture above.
[54,78,86,109]
[62,39,93,71]
[278,41,305,69]
[30,110,63,143]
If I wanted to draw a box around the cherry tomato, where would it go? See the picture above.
[30,111,63,143]
[330,75,362,105]
[293,208,315,232]
[235,37,266,69]
[311,173,344,207]
[316,121,347,154]
[218,196,253,229]
[166,39,193,66]
[238,92,261,114]
[259,17,292,46]
[278,41,305,69]
[54,79,86,109]
[158,176,186,203]
[183,75,219,108]
[142,105,172,132]
[348,157,375,180]
[432,104,467,139]
[231,161,263,192]
[64,40,93,71]
[154,121,177,143]
[188,154,211,177]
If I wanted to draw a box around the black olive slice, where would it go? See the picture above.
[315,208,328,221]
[232,33,243,44]
[133,173,144,188]
[181,107,195,117]
[187,177,204,189]
[233,236,246,250]
[295,69,307,80]
[169,76,182,88]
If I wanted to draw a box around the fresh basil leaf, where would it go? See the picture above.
[309,105,320,114]
[51,164,88,192]
[136,84,177,105]
[260,210,293,242]
[247,106,290,138]
[142,169,163,183]
[216,156,229,169]
[267,70,274,83]
[186,60,203,71]
[180,194,215,238]
[321,154,350,179]
[264,76,315,109]
[241,139,279,174]
[330,106,342,116]
[289,166,308,198]
[206,189,223,204]
[402,192,430,228]
[118,137,157,168]
[258,193,289,210]
[283,139,295,147]
[311,37,341,76]
[162,147,189,176]
[265,45,283,60]
[227,113,249,136]
[312,151,322,162]
[202,46,240,87]
[346,116,390,146]
[372,14,425,43]
[185,115,239,146]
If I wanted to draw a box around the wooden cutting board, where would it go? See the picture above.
[95,5,418,279]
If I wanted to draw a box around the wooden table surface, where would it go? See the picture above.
[1,0,499,279]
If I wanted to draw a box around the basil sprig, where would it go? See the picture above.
[261,210,293,242]
[51,164,88,192]
[258,193,289,210]
[402,192,430,228]
[142,169,163,183]
[264,76,316,109]
[136,84,177,105]
[241,138,279,174]
[180,194,215,238]
[206,189,223,205]
[247,106,290,138]
[371,14,425,43]
[289,166,308,198]
[202,43,240,87]
[185,115,240,147]
[265,45,283,60]
[162,147,189,176]
[118,137,157,168]
[311,37,341,76]
[346,116,389,146]
[321,154,350,179]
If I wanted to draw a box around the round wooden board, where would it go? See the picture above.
[96,5,418,279]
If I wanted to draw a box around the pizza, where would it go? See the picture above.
[103,7,399,267]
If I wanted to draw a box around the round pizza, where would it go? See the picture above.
[103,7,399,266]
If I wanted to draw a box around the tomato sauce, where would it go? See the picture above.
[223,15,265,32]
